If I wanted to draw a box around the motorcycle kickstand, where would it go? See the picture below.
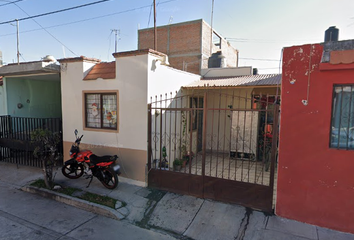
[86,175,93,188]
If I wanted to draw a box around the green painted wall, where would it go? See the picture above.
[6,77,61,118]
[0,83,6,115]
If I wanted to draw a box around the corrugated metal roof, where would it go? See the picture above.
[184,74,281,88]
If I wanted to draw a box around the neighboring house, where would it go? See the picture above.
[0,57,62,166]
[148,70,281,212]
[278,38,354,233]
[138,19,239,75]
[58,49,200,184]
[0,57,61,118]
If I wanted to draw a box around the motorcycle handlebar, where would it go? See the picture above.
[75,135,84,144]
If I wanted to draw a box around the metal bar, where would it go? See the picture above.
[269,104,279,203]
[169,92,172,168]
[261,94,269,185]
[147,104,152,170]
[235,90,241,181]
[248,99,254,183]
[189,94,194,175]
[164,93,168,170]
[228,90,235,180]
[174,91,177,164]
[210,92,215,176]
[180,96,185,173]
[215,88,222,178]
[154,96,157,167]
[159,95,163,170]
[346,86,353,149]
[337,86,344,148]
[195,96,199,175]
[222,89,228,179]
[241,92,248,181]
[253,93,259,183]
[151,107,263,112]
[202,91,208,180]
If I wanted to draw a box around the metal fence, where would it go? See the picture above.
[0,115,63,167]
[148,89,279,212]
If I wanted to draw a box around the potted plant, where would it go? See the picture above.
[173,158,182,171]
[159,146,169,170]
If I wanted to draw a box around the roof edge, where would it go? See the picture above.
[138,19,203,32]
[112,49,167,58]
[58,56,101,63]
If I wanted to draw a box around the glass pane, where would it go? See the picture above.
[86,94,101,128]
[102,94,117,129]
[331,86,354,149]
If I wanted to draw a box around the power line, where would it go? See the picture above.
[0,0,110,25]
[13,2,78,56]
[0,0,24,7]
[226,37,317,43]
[0,0,177,38]
[239,57,280,62]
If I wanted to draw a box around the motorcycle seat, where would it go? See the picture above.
[90,154,118,164]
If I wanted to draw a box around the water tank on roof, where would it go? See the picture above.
[208,51,225,68]
[42,55,56,62]
[324,26,339,42]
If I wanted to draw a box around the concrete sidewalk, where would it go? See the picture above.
[1,161,354,240]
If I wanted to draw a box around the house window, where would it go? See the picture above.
[85,92,118,130]
[331,85,354,149]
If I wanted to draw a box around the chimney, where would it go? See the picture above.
[324,26,339,42]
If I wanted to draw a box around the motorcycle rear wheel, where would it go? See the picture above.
[100,168,118,189]
[62,162,84,179]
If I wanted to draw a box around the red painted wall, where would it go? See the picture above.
[277,43,354,233]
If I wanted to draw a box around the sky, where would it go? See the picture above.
[0,0,353,74]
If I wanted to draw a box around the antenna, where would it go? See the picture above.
[16,19,19,64]
[10,19,20,64]
[210,0,215,55]
[111,29,120,53]
[154,0,157,50]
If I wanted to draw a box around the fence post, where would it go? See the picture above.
[147,104,152,170]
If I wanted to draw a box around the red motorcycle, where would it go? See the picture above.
[62,130,121,189]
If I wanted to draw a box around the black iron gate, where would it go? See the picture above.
[0,115,63,168]
[147,89,279,212]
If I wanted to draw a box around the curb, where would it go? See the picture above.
[22,186,128,220]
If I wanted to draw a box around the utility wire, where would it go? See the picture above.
[0,0,110,25]
[239,57,280,62]
[0,0,24,7]
[13,2,78,56]
[147,0,153,27]
[0,0,177,37]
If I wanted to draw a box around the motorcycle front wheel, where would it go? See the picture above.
[100,168,118,189]
[62,162,84,179]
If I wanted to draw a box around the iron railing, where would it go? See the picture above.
[0,115,63,168]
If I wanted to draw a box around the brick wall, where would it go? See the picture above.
[138,19,238,75]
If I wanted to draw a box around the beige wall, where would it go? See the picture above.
[60,51,200,183]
